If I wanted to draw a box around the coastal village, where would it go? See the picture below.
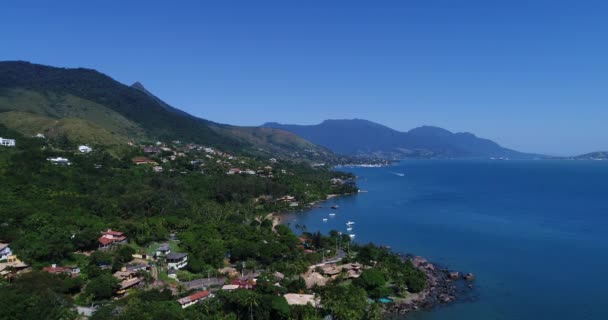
[0,134,470,319]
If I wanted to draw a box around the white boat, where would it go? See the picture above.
[322,218,328,222]
[346,227,353,231]
[349,234,356,238]
[329,213,336,216]
[346,221,355,226]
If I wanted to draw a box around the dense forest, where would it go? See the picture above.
[0,124,426,319]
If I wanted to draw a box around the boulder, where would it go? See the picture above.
[463,273,475,281]
[448,271,460,280]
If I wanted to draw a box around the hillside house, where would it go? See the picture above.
[0,257,28,279]
[78,145,93,153]
[143,147,161,154]
[127,264,150,273]
[226,168,241,175]
[98,229,127,249]
[230,279,255,290]
[47,157,71,165]
[132,157,158,165]
[42,264,80,277]
[166,252,188,270]
[0,243,12,261]
[0,137,15,147]
[155,245,171,258]
[114,268,144,295]
[177,290,212,309]
[284,293,320,307]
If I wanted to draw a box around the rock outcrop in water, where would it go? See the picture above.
[383,255,475,317]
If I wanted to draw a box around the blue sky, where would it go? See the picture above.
[2,0,607,155]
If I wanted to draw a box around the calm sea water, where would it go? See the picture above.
[282,160,608,320]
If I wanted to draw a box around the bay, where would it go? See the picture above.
[282,160,608,320]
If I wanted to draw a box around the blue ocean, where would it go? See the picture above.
[282,160,608,319]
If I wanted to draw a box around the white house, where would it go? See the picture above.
[78,145,93,153]
[155,245,171,258]
[0,243,12,261]
[166,252,188,270]
[47,157,71,165]
[0,138,16,147]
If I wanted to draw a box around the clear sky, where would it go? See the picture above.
[2,0,607,155]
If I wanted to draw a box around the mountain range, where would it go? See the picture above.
[3,61,597,160]
[263,119,536,159]
[0,61,338,161]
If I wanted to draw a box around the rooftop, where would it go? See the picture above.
[284,293,319,307]
[177,291,210,305]
[166,252,188,260]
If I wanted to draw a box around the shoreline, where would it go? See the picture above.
[383,254,475,317]
[270,191,475,316]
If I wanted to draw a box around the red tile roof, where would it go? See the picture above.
[177,290,210,305]
[103,230,123,236]
[98,237,114,245]
[43,266,69,273]
[132,157,155,164]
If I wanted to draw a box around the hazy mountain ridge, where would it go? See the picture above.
[572,151,608,160]
[263,119,536,159]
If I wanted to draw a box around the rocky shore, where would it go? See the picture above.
[383,255,476,317]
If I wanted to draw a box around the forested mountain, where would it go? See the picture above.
[0,61,337,161]
[264,119,536,159]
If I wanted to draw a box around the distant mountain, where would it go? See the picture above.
[263,119,535,159]
[0,61,337,161]
[573,151,608,160]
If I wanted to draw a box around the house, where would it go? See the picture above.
[155,245,171,258]
[242,169,256,175]
[143,147,161,154]
[168,268,178,279]
[132,157,158,165]
[35,133,46,139]
[113,268,144,295]
[230,279,255,290]
[152,166,163,172]
[98,229,127,249]
[113,268,139,281]
[279,195,296,202]
[177,290,212,309]
[320,263,363,279]
[226,168,241,175]
[221,284,240,291]
[126,264,150,273]
[0,243,12,261]
[42,264,80,277]
[284,294,320,307]
[47,157,71,165]
[0,137,16,147]
[166,252,188,270]
[0,257,28,279]
[78,145,93,153]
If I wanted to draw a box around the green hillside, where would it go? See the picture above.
[0,61,337,161]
